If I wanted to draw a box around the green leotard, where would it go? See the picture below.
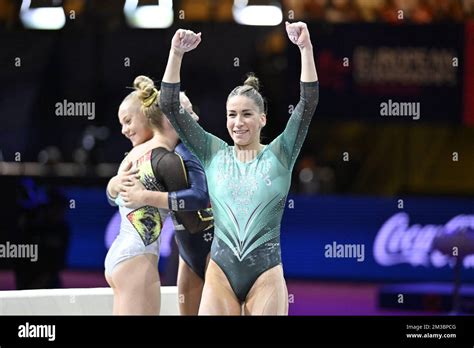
[160,81,319,301]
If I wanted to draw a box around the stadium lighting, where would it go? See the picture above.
[124,0,174,29]
[233,0,283,26]
[20,0,66,30]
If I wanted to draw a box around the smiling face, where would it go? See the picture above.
[226,95,266,149]
[118,99,153,147]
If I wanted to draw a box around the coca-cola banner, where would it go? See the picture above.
[287,23,465,123]
[281,195,474,281]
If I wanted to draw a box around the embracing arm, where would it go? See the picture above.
[105,160,138,206]
[147,151,212,233]
[167,144,209,211]
[106,177,119,206]
[134,150,209,211]
[120,147,209,212]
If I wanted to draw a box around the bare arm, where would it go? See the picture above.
[285,21,318,83]
[105,160,138,205]
[162,30,201,84]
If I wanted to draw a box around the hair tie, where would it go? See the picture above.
[142,88,158,107]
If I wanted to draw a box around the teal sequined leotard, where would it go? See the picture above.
[160,81,319,301]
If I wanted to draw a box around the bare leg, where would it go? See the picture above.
[243,264,288,315]
[177,256,204,315]
[198,259,241,315]
[110,254,161,315]
[105,272,120,315]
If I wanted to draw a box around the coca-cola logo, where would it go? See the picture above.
[374,213,474,268]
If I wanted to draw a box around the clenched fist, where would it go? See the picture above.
[171,29,202,55]
[285,21,312,49]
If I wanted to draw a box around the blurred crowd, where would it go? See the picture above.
[284,0,474,23]
[1,0,473,27]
